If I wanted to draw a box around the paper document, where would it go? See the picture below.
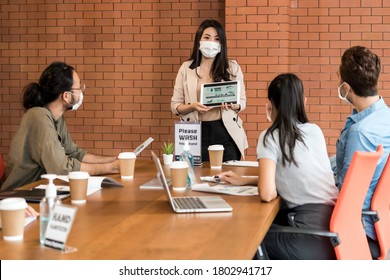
[200,176,225,184]
[223,160,258,167]
[37,184,100,197]
[192,183,258,196]
[37,176,122,197]
[201,175,257,184]
[55,175,122,188]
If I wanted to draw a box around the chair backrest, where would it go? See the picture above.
[371,154,390,260]
[330,145,384,260]
[0,154,5,180]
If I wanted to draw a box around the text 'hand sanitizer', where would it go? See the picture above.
[40,174,61,244]
[180,141,197,188]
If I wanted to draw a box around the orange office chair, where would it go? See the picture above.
[363,154,390,260]
[260,145,384,260]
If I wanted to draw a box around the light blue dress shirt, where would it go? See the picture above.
[336,97,390,240]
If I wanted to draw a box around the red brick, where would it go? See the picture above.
[1,0,390,162]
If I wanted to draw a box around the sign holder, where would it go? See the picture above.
[174,121,202,165]
[43,204,78,253]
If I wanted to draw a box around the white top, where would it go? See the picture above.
[257,123,338,208]
[0,197,28,211]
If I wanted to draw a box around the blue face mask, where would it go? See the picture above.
[338,82,352,105]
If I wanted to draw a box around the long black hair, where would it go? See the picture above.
[188,19,234,82]
[22,62,74,110]
[263,73,309,166]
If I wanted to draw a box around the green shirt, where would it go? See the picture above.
[1,107,85,191]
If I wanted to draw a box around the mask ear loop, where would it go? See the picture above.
[63,91,75,107]
[266,102,272,122]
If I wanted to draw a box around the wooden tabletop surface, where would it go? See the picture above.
[0,159,280,260]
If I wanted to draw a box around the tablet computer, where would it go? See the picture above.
[134,137,154,156]
[200,80,240,108]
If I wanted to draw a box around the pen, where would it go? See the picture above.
[214,175,221,183]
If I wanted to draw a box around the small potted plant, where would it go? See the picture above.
[162,140,174,165]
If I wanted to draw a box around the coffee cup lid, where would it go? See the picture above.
[68,171,90,179]
[0,197,28,211]
[208,145,224,151]
[118,152,136,159]
[170,161,189,169]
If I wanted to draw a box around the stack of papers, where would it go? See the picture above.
[223,161,258,167]
[37,176,122,197]
[192,183,258,196]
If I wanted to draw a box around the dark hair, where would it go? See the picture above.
[189,19,233,82]
[23,62,74,110]
[339,46,381,97]
[264,73,309,167]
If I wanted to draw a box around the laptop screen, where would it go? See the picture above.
[151,152,176,205]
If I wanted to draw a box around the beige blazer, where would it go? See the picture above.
[171,60,249,159]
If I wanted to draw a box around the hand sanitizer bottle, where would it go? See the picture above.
[180,141,197,188]
[40,174,61,244]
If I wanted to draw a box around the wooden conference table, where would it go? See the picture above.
[0,159,281,260]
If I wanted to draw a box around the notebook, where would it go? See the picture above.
[200,80,240,108]
[151,151,232,213]
[0,189,70,203]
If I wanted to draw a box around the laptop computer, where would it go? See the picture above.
[151,151,232,213]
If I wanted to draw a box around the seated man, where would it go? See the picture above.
[1,62,120,191]
[334,46,390,259]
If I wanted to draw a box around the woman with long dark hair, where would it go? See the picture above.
[217,73,339,259]
[171,19,248,161]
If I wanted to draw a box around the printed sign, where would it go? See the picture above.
[174,121,202,165]
[44,204,77,251]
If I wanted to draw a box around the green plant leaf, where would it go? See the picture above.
[162,141,174,155]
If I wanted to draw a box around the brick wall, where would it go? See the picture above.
[1,0,389,164]
[0,0,225,162]
[226,0,390,158]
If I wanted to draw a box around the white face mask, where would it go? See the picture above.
[199,41,221,58]
[338,82,352,105]
[265,102,272,122]
[69,91,83,111]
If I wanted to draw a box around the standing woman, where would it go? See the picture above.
[171,19,248,162]
[217,74,339,259]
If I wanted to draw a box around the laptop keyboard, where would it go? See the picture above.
[174,197,207,209]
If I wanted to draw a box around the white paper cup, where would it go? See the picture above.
[68,171,90,204]
[0,198,28,241]
[169,161,189,191]
[208,145,224,169]
[118,152,136,179]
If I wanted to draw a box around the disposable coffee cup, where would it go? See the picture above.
[170,161,189,191]
[118,152,136,179]
[0,198,28,241]
[208,145,224,169]
[68,171,90,204]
